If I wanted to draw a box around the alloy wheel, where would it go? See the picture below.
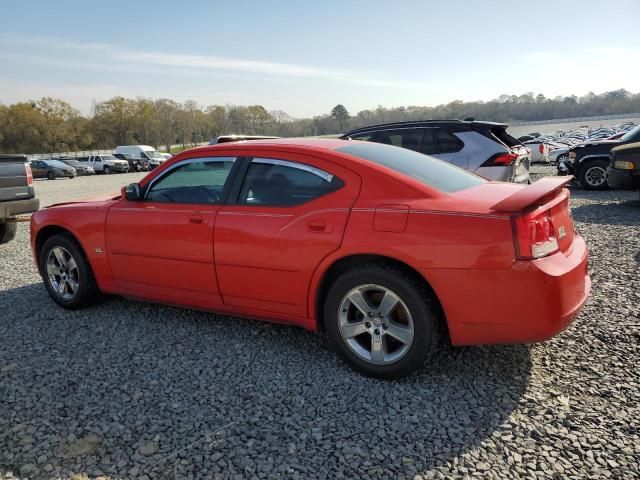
[46,246,80,300]
[338,284,414,365]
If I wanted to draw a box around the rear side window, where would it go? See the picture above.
[373,128,422,152]
[239,158,343,206]
[435,129,464,153]
[336,142,486,193]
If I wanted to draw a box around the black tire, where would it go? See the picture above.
[578,159,609,190]
[556,153,567,164]
[39,233,100,309]
[0,222,17,244]
[103,166,111,174]
[47,171,55,180]
[324,264,440,379]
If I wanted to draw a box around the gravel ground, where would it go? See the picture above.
[1,168,639,479]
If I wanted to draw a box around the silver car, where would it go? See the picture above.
[341,120,530,183]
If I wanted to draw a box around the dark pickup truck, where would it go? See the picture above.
[0,154,39,244]
[562,124,640,190]
[607,142,640,198]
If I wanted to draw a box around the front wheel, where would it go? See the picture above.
[39,233,100,309]
[103,166,111,174]
[324,264,439,379]
[47,171,55,180]
[578,159,609,190]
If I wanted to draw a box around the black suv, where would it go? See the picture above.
[564,124,640,190]
[340,120,530,183]
[0,154,39,244]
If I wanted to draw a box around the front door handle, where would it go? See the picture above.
[189,215,205,224]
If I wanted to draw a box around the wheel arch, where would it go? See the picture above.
[312,253,448,337]
[35,224,87,275]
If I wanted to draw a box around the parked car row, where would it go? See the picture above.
[26,146,174,180]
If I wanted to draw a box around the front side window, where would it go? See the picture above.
[348,132,375,141]
[146,157,235,204]
[239,158,343,206]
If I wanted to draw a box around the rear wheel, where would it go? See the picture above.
[0,222,17,244]
[324,264,439,379]
[578,159,609,190]
[39,233,100,309]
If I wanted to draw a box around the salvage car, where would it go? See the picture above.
[341,120,531,183]
[0,154,39,244]
[30,139,590,379]
[607,142,640,198]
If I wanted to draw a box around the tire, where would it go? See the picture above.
[47,171,55,180]
[556,153,567,164]
[39,233,100,309]
[578,159,609,190]
[0,222,17,244]
[103,166,111,175]
[324,264,440,379]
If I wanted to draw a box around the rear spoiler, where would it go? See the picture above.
[491,176,573,212]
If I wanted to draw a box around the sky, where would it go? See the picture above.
[1,0,639,118]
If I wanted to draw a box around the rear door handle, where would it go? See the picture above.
[189,215,205,224]
[307,220,331,233]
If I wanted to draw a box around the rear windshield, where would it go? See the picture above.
[491,127,521,147]
[621,125,640,142]
[336,142,486,193]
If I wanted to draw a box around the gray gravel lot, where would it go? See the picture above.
[1,168,639,479]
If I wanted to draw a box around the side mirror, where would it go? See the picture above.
[123,183,142,201]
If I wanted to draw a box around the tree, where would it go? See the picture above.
[330,104,350,132]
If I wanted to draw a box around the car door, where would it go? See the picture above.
[214,152,361,318]
[30,161,45,178]
[105,155,239,309]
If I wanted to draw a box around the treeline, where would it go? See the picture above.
[0,89,638,154]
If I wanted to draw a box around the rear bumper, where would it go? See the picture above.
[0,197,40,219]
[475,164,530,184]
[427,234,590,345]
[606,167,638,190]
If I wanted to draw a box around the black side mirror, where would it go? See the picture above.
[123,183,142,201]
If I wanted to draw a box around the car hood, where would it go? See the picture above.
[46,192,121,209]
[574,140,621,149]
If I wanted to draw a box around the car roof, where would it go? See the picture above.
[342,119,508,136]
[191,137,350,153]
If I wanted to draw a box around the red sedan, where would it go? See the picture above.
[30,139,590,379]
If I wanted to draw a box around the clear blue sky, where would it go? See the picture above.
[1,0,639,117]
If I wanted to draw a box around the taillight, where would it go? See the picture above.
[486,152,518,166]
[513,209,559,259]
[538,144,544,154]
[25,163,33,186]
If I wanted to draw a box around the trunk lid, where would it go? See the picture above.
[0,155,34,203]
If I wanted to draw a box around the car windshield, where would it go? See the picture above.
[101,155,117,160]
[46,160,70,168]
[145,150,163,159]
[336,142,486,193]
[62,160,79,166]
[620,125,640,142]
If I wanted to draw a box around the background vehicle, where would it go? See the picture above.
[31,139,589,379]
[115,145,166,169]
[114,153,150,172]
[79,154,129,174]
[59,158,95,176]
[30,159,76,180]
[0,154,39,244]
[208,135,281,145]
[607,142,640,198]
[523,141,550,163]
[561,124,640,190]
[341,120,530,183]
